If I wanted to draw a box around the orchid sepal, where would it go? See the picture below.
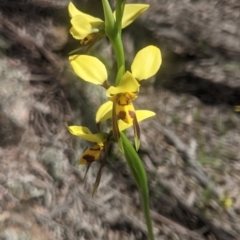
[113,4,149,29]
[131,45,162,81]
[69,55,107,85]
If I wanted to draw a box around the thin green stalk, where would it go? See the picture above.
[120,132,155,240]
[102,0,125,85]
[112,0,126,85]
[110,33,125,85]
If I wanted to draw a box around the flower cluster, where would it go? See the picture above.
[67,1,161,193]
[69,45,161,151]
[69,2,149,46]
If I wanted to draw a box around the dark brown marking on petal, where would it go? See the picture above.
[118,111,126,120]
[117,99,129,106]
[83,155,95,163]
[128,110,135,119]
[117,93,131,106]
[80,33,98,46]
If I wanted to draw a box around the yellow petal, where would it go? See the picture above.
[67,125,106,144]
[68,125,92,135]
[69,2,82,18]
[69,55,107,85]
[113,4,149,29]
[79,144,103,165]
[131,45,162,81]
[69,2,103,26]
[96,101,113,123]
[106,71,139,96]
[118,110,155,131]
[136,110,156,121]
[70,15,92,39]
[69,2,85,18]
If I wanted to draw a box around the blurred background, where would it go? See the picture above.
[0,0,240,239]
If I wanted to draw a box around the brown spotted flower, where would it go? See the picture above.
[67,110,155,165]
[69,45,161,150]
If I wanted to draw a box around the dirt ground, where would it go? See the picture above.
[0,0,240,239]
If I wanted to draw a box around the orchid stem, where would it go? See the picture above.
[120,132,155,240]
[111,33,125,86]
[102,0,125,85]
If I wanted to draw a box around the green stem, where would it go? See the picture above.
[102,0,125,85]
[113,0,126,85]
[110,33,125,86]
[120,132,155,240]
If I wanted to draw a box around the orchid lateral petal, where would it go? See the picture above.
[69,55,107,85]
[113,4,149,29]
[67,126,106,144]
[133,115,140,151]
[92,165,104,197]
[69,2,103,25]
[70,15,92,39]
[131,45,162,81]
[83,162,92,180]
[96,101,113,123]
[112,100,120,143]
[118,110,155,132]
[92,139,111,196]
[106,71,139,96]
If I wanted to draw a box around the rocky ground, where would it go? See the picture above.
[0,0,240,239]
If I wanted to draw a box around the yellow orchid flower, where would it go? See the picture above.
[67,126,106,165]
[67,110,155,164]
[68,110,154,196]
[68,2,149,45]
[69,45,161,149]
